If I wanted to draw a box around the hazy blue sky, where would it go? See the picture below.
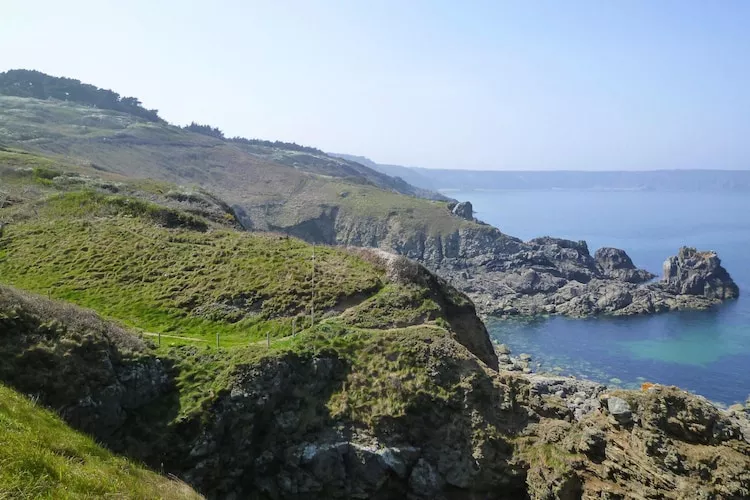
[3,1,749,170]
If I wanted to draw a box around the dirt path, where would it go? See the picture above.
[142,332,206,342]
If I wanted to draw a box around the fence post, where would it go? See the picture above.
[216,332,220,349]
[311,244,315,327]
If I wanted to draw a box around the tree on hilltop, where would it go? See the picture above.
[183,122,225,139]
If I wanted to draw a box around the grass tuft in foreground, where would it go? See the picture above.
[0,384,202,500]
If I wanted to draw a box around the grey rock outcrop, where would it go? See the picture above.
[662,246,740,300]
[451,201,474,220]
[443,239,738,318]
[596,247,655,283]
[155,347,531,500]
[606,396,633,424]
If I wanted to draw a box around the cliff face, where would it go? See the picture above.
[276,208,524,266]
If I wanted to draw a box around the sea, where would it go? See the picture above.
[449,189,750,405]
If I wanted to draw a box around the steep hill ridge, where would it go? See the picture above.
[0,69,444,201]
[0,383,203,499]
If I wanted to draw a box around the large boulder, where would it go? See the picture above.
[595,247,636,271]
[607,396,633,424]
[663,247,740,300]
[525,237,599,283]
[451,201,474,220]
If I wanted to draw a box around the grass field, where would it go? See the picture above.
[0,210,384,346]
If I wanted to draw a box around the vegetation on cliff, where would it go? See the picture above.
[0,154,490,355]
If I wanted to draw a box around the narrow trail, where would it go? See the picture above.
[141,322,445,348]
[142,332,206,342]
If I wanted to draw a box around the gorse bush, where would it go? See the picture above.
[182,122,225,139]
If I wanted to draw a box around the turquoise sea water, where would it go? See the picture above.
[455,190,750,404]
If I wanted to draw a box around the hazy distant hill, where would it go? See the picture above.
[0,70,447,201]
[411,169,750,192]
[332,153,750,192]
[330,153,440,192]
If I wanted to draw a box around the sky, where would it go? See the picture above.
[2,1,750,170]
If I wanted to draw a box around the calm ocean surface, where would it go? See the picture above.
[452,189,750,405]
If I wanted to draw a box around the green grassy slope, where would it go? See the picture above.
[0,276,496,498]
[0,384,202,500]
[0,152,487,355]
[0,150,499,491]
[0,161,375,347]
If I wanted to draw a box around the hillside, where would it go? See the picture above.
[0,69,444,200]
[0,151,494,363]
[0,76,487,247]
[0,69,162,122]
[0,92,520,270]
[0,76,740,324]
[330,152,441,192]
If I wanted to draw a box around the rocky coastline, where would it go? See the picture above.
[290,199,740,320]
[432,203,741,318]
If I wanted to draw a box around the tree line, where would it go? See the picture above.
[1,69,323,153]
[0,69,161,122]
[183,124,324,154]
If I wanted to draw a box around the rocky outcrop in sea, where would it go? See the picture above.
[451,239,739,318]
